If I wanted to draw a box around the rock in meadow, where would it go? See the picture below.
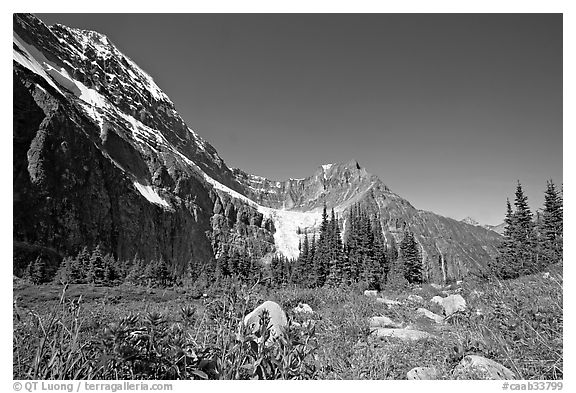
[369,315,402,328]
[364,290,378,297]
[243,301,288,339]
[416,308,445,324]
[371,328,433,341]
[293,303,313,314]
[430,294,467,316]
[453,355,516,380]
[407,366,439,380]
[430,283,443,290]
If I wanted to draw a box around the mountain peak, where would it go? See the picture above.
[461,216,480,226]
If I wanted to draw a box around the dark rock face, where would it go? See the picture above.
[13,13,501,282]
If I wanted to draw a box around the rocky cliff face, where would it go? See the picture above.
[13,13,501,282]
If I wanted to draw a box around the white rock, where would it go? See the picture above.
[243,301,288,339]
[430,283,443,290]
[371,328,433,341]
[456,280,463,285]
[416,308,445,324]
[542,272,550,279]
[407,366,439,380]
[453,355,516,380]
[369,315,402,328]
[293,303,313,314]
[364,290,378,297]
[430,294,467,316]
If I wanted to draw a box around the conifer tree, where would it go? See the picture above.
[102,253,117,286]
[88,246,106,285]
[372,219,388,287]
[492,199,518,278]
[399,231,423,284]
[540,180,563,264]
[312,203,329,287]
[153,257,171,287]
[512,182,537,275]
[216,247,230,279]
[28,256,46,285]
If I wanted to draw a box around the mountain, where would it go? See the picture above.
[460,217,480,226]
[484,223,506,235]
[13,14,502,282]
[460,217,506,236]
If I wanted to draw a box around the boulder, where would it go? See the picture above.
[369,316,402,328]
[371,328,433,341]
[416,308,445,324]
[407,366,439,380]
[243,301,288,339]
[441,294,467,316]
[453,355,516,380]
[293,303,313,314]
[364,290,378,297]
[542,272,550,279]
[430,294,467,316]
[430,283,443,290]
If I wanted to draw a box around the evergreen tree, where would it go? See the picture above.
[512,182,538,275]
[28,256,46,285]
[102,253,117,286]
[399,231,423,284]
[215,247,230,279]
[88,246,106,285]
[126,257,145,286]
[312,203,329,287]
[540,180,563,264]
[228,249,241,277]
[154,257,171,287]
[372,219,388,287]
[326,210,345,287]
[74,246,91,283]
[492,199,518,278]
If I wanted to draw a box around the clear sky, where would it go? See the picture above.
[36,13,563,225]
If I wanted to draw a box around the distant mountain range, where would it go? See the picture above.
[13,13,502,282]
[460,217,506,235]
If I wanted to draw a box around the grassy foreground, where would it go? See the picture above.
[13,265,562,380]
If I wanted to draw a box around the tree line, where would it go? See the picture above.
[489,180,563,279]
[267,203,423,289]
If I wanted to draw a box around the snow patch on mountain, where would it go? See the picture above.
[13,33,64,94]
[133,182,170,208]
[258,208,322,259]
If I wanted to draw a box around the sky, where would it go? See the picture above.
[36,13,563,225]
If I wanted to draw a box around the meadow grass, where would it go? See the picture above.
[13,265,562,380]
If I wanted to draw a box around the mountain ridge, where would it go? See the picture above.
[13,13,502,282]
